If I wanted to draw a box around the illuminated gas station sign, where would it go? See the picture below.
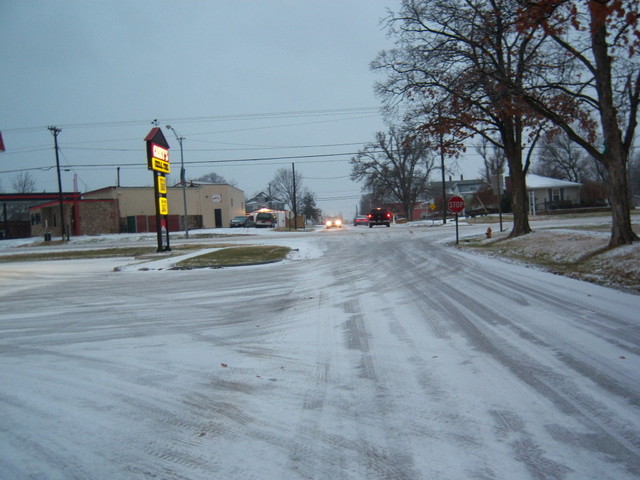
[148,143,170,173]
[144,127,171,252]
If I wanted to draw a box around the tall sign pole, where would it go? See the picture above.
[145,127,171,252]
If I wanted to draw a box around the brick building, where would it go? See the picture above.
[28,183,245,238]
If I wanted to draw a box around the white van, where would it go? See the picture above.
[255,212,276,228]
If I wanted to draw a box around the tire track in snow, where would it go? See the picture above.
[382,236,640,477]
[284,237,421,480]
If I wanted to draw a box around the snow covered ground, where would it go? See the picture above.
[1,218,639,479]
[459,215,640,293]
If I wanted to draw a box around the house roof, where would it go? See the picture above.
[427,178,487,195]
[247,192,284,203]
[453,179,486,186]
[526,174,581,189]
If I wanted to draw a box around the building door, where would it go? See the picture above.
[127,216,136,233]
[214,209,222,228]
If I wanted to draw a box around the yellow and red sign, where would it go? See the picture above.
[148,143,170,173]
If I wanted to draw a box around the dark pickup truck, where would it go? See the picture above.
[367,208,392,228]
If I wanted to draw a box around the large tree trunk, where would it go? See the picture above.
[507,162,532,238]
[592,18,639,246]
[604,150,638,246]
[503,119,532,238]
[405,203,413,221]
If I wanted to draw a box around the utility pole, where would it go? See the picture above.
[166,125,189,239]
[292,162,297,230]
[48,126,66,241]
[439,131,447,225]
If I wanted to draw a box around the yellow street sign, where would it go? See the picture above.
[158,175,167,194]
[151,158,170,174]
[158,197,169,215]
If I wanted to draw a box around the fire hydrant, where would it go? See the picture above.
[486,227,493,239]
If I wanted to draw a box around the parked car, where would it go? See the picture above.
[255,212,276,228]
[325,217,343,228]
[230,216,255,228]
[353,215,369,226]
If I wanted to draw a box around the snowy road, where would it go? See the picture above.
[1,225,639,479]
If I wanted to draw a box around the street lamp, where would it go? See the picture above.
[165,125,189,239]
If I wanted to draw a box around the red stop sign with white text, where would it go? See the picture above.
[448,196,465,213]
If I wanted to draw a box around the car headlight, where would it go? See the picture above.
[335,219,342,226]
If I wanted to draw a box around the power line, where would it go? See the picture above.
[0,150,376,175]
[317,194,362,201]
[305,175,351,180]
[185,140,370,150]
[178,113,381,136]
[3,107,381,133]
[55,141,371,153]
[0,165,55,174]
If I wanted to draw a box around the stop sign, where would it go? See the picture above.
[448,196,465,213]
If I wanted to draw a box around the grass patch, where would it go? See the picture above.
[187,233,254,239]
[174,245,291,269]
[0,243,233,263]
[0,247,160,263]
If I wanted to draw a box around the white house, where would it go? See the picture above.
[525,174,582,215]
[245,192,286,212]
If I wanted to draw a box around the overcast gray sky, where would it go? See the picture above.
[1,0,479,218]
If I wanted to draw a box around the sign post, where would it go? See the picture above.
[145,128,171,252]
[429,203,437,225]
[447,196,465,244]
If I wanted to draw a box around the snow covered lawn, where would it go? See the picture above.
[458,224,640,293]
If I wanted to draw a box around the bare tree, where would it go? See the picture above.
[373,0,547,237]
[351,126,436,220]
[12,171,37,193]
[358,193,376,216]
[512,0,640,245]
[533,131,592,183]
[270,167,304,211]
[475,137,507,185]
[192,172,236,187]
[8,172,37,220]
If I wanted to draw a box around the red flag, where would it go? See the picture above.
[0,131,5,152]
